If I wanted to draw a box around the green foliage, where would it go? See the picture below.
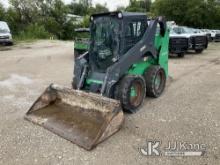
[126,0,151,12]
[68,1,109,16]
[151,0,220,29]
[15,23,52,40]
[91,3,109,14]
[81,15,90,27]
[1,0,110,41]
[68,2,89,16]
[0,2,5,20]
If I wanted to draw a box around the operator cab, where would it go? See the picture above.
[89,12,148,72]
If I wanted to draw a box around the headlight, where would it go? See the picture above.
[118,12,123,19]
[90,16,94,22]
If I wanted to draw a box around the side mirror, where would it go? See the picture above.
[158,16,166,37]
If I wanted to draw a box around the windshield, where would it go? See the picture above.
[0,22,10,33]
[90,16,120,70]
[183,27,194,34]
[171,27,182,34]
[171,27,195,34]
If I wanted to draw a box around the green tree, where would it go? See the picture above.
[68,2,88,16]
[126,0,151,12]
[89,3,109,14]
[0,2,5,20]
[184,0,217,28]
[151,0,220,28]
[151,0,187,24]
[9,0,40,24]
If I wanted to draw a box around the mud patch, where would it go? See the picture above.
[0,47,12,51]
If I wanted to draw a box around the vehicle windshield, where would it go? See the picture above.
[90,16,120,70]
[171,27,183,34]
[0,22,10,33]
[183,27,195,34]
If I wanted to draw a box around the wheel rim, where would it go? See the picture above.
[130,81,143,107]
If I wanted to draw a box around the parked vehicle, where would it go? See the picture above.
[214,30,220,42]
[169,27,188,58]
[172,26,208,53]
[0,21,13,46]
[200,29,212,42]
[210,30,218,41]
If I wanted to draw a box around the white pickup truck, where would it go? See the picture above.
[0,21,13,46]
[171,26,208,53]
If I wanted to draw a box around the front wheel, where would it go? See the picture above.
[144,66,166,98]
[119,75,146,113]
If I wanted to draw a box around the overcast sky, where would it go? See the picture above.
[0,0,130,11]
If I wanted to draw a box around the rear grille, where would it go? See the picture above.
[169,37,188,52]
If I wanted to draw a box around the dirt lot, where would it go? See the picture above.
[0,40,219,165]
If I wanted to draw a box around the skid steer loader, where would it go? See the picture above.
[25,12,169,150]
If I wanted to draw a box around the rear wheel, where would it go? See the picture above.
[119,75,146,113]
[177,53,185,58]
[144,65,166,98]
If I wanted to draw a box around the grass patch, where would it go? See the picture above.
[13,23,56,43]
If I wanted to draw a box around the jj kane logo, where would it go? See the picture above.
[140,140,206,157]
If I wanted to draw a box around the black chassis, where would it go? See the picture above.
[73,12,167,97]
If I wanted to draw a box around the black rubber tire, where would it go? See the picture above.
[5,42,13,46]
[195,49,204,54]
[119,75,146,113]
[177,53,185,58]
[144,65,166,98]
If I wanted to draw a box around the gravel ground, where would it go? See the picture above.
[0,40,219,165]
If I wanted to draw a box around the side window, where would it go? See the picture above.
[136,22,142,37]
[124,20,147,53]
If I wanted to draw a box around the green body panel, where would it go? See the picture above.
[74,42,89,51]
[128,59,155,75]
[86,79,103,85]
[157,30,169,77]
[128,29,169,77]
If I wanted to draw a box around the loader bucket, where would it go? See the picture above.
[25,84,124,150]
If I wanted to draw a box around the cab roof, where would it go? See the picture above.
[91,11,147,19]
